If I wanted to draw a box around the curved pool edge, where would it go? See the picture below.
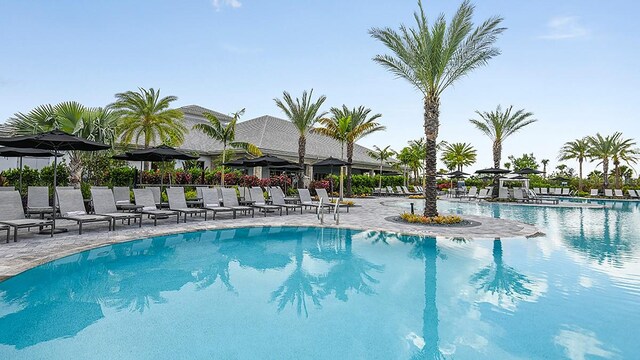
[0,198,541,281]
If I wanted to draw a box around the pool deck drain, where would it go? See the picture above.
[0,198,540,280]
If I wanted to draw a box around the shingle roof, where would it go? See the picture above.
[179,105,232,123]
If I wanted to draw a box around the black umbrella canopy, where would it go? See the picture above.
[112,153,135,161]
[475,167,512,174]
[270,164,304,171]
[313,157,349,167]
[0,147,63,157]
[0,129,110,151]
[242,154,292,168]
[222,158,249,167]
[446,170,470,177]
[509,175,531,180]
[123,145,198,162]
[515,167,543,175]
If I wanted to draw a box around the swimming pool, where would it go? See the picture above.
[0,220,638,358]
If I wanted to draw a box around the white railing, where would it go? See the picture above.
[333,199,340,225]
[317,197,324,225]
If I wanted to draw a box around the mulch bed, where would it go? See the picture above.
[385,216,481,228]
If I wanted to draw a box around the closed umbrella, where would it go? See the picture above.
[0,146,63,191]
[0,130,110,232]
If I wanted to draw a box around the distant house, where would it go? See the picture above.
[168,105,394,179]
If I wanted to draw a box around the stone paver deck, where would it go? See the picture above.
[0,198,540,280]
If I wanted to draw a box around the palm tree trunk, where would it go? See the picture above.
[379,161,383,191]
[68,151,83,185]
[578,159,583,191]
[346,142,354,197]
[221,144,226,186]
[423,95,440,217]
[602,159,609,188]
[298,135,306,185]
[614,161,621,189]
[492,140,502,198]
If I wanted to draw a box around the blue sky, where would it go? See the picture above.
[1,0,638,174]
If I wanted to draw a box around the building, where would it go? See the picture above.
[171,105,394,179]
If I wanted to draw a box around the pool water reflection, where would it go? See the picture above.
[0,223,638,359]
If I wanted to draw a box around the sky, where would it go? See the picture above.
[1,0,639,174]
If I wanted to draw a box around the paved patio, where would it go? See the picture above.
[0,197,541,280]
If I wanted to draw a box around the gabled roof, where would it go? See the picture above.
[179,105,232,122]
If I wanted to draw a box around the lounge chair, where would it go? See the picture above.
[590,189,599,197]
[527,189,559,204]
[201,187,235,219]
[147,187,167,208]
[513,188,528,203]
[133,189,180,225]
[0,190,52,242]
[271,187,302,215]
[26,186,54,219]
[561,188,570,196]
[0,187,15,191]
[498,188,510,201]
[614,189,624,198]
[298,189,332,212]
[57,189,112,234]
[166,187,208,223]
[462,187,478,200]
[316,188,350,212]
[540,188,548,195]
[533,188,541,195]
[402,186,419,195]
[91,188,142,230]
[604,189,613,197]
[249,187,282,216]
[476,188,489,200]
[220,188,254,217]
[627,189,638,199]
[237,186,250,200]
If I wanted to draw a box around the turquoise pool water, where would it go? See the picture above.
[0,212,639,358]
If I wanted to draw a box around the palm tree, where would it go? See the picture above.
[470,105,537,196]
[409,138,427,189]
[6,101,119,184]
[311,115,351,160]
[440,142,477,172]
[587,133,619,189]
[559,138,589,191]
[367,145,395,192]
[541,159,549,178]
[192,109,262,186]
[330,105,385,197]
[370,0,505,217]
[112,87,186,151]
[274,90,327,183]
[610,135,638,188]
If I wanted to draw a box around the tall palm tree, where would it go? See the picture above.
[610,135,638,188]
[311,115,351,160]
[541,159,549,178]
[370,0,505,217]
[409,138,427,189]
[330,105,385,197]
[112,87,186,150]
[587,133,620,189]
[559,138,589,191]
[470,105,537,196]
[367,145,395,192]
[274,90,327,184]
[192,109,262,186]
[440,142,477,172]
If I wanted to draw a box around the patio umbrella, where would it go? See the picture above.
[0,146,63,191]
[242,154,293,167]
[0,130,110,232]
[222,157,249,167]
[314,157,349,197]
[515,167,543,175]
[446,170,469,178]
[475,167,511,175]
[270,164,303,194]
[114,145,198,188]
[550,176,571,183]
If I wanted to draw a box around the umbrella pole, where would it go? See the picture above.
[52,150,57,230]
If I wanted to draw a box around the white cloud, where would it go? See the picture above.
[211,0,242,11]
[540,16,589,40]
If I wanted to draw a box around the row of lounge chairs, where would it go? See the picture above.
[590,188,640,199]
[373,186,423,196]
[532,188,574,196]
[0,186,335,243]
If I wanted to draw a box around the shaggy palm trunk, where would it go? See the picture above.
[378,161,383,191]
[492,140,502,198]
[68,151,83,185]
[423,96,440,217]
[614,161,621,189]
[298,135,306,186]
[346,142,354,197]
[602,159,610,189]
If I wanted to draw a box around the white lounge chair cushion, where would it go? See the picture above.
[64,211,86,217]
[116,200,130,205]
[142,206,157,211]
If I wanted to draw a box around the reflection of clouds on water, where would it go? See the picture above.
[554,326,618,360]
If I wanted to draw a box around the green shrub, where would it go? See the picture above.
[110,167,137,187]
[40,162,70,186]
